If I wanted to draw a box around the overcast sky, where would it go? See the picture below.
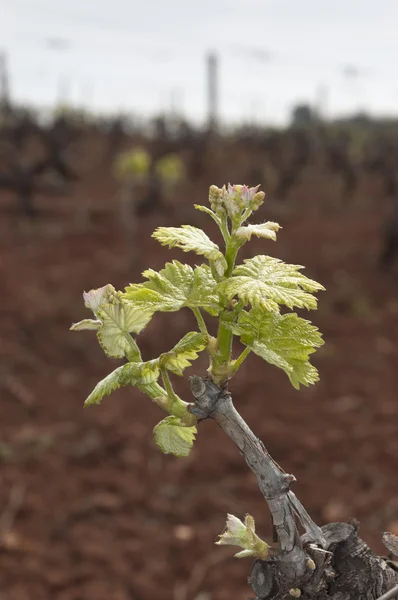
[1,0,398,125]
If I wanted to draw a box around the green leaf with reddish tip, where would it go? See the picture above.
[83,285,115,312]
[75,284,152,360]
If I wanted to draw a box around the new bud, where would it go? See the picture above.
[251,191,266,210]
[223,184,243,218]
[208,183,266,221]
[209,185,226,215]
[240,184,260,208]
[224,184,265,220]
[216,513,270,560]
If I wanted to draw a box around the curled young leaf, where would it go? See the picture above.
[153,416,197,457]
[96,300,151,359]
[152,226,227,275]
[85,361,160,407]
[235,222,281,242]
[139,360,162,385]
[160,332,207,375]
[75,284,152,360]
[83,285,113,312]
[70,319,101,331]
[216,513,270,559]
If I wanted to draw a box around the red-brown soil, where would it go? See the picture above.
[0,157,397,600]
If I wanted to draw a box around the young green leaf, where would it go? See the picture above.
[152,225,227,276]
[216,513,270,559]
[139,360,162,384]
[85,361,160,406]
[153,416,197,457]
[220,255,325,312]
[235,222,281,242]
[96,301,150,359]
[159,332,207,375]
[70,318,101,331]
[74,285,152,360]
[124,261,220,316]
[228,309,324,389]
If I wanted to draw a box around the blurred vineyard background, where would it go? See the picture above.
[1,6,398,598]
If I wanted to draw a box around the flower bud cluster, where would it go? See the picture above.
[209,184,265,220]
